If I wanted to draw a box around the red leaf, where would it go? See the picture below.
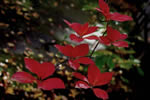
[95,0,111,21]
[64,20,81,34]
[73,44,89,57]
[70,34,99,42]
[75,81,90,89]
[74,57,95,64]
[98,0,110,14]
[84,35,99,40]
[88,64,112,86]
[112,41,128,47]
[87,64,101,86]
[24,58,55,79]
[73,72,88,83]
[64,19,71,26]
[38,62,55,80]
[107,26,128,41]
[38,78,65,90]
[55,44,89,58]
[100,27,128,47]
[68,60,80,70]
[120,34,128,40]
[85,26,99,35]
[70,34,84,43]
[94,72,113,86]
[11,72,36,83]
[24,58,41,76]
[93,88,108,100]
[107,26,122,42]
[55,44,73,57]
[64,20,98,37]
[99,36,111,46]
[96,0,132,22]
[78,23,89,36]
[110,12,133,22]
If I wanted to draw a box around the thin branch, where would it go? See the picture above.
[89,41,99,57]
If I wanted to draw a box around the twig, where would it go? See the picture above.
[89,41,99,57]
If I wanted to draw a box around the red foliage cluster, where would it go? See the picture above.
[12,58,65,90]
[55,44,94,70]
[99,26,128,47]
[73,65,113,99]
[64,20,99,42]
[96,0,133,22]
[11,0,132,99]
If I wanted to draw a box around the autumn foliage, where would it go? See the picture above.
[11,0,133,99]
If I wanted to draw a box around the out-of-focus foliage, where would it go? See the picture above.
[94,48,140,71]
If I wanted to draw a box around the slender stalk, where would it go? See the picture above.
[89,22,108,57]
[89,41,99,57]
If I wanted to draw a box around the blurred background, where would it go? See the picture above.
[0,0,147,100]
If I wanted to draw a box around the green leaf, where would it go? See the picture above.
[82,3,97,11]
[63,34,68,40]
[95,55,115,72]
[95,55,115,69]
[107,56,115,69]
[95,56,106,69]
[120,76,129,84]
[137,67,144,76]
[7,67,16,76]
[0,67,3,71]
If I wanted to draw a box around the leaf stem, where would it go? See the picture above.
[89,21,108,57]
[89,41,99,57]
